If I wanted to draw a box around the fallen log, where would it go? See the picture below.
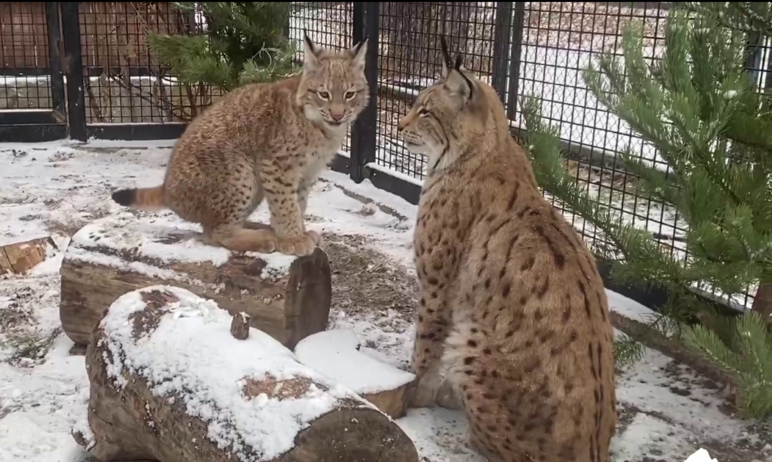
[59,213,331,349]
[73,285,419,462]
[294,329,417,419]
[0,236,57,275]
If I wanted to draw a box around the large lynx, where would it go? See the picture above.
[399,38,617,462]
[112,35,370,256]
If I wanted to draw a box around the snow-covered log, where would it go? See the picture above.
[295,330,417,419]
[59,213,331,349]
[73,286,419,462]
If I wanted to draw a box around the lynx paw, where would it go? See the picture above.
[277,231,318,256]
[435,377,463,410]
[306,229,322,245]
[409,367,443,408]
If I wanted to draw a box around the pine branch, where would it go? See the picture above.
[148,2,294,92]
[521,95,694,293]
[684,310,772,419]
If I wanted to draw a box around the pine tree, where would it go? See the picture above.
[147,2,297,93]
[520,2,772,417]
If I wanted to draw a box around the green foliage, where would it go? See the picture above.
[684,311,772,419]
[582,6,772,298]
[613,333,646,368]
[521,2,772,418]
[147,2,298,92]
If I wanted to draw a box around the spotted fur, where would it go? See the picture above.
[111,35,370,256]
[399,38,616,462]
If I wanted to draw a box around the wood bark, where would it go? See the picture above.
[59,222,331,349]
[751,275,772,327]
[74,287,419,462]
[0,236,56,274]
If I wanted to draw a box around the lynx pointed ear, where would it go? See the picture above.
[439,37,473,101]
[303,31,320,68]
[440,36,453,78]
[350,35,368,69]
[454,54,466,72]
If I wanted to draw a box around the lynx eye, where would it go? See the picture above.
[418,108,430,118]
[317,91,331,100]
[344,90,357,100]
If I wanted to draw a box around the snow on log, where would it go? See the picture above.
[59,213,331,349]
[295,330,417,419]
[73,286,419,462]
[0,236,57,275]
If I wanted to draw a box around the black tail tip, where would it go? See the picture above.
[112,188,136,207]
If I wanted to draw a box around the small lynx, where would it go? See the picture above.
[399,38,617,462]
[111,35,370,256]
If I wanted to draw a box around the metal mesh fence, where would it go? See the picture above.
[0,2,52,110]
[512,3,676,284]
[288,2,771,311]
[377,2,499,177]
[77,2,205,124]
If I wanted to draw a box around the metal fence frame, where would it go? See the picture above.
[0,2,67,141]
[2,1,769,316]
[1,2,194,142]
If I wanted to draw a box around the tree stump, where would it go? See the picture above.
[0,236,56,275]
[73,286,419,462]
[294,330,417,419]
[59,213,331,349]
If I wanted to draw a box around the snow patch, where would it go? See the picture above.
[685,449,719,462]
[606,289,659,322]
[99,285,369,462]
[294,329,416,395]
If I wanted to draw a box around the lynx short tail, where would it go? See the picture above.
[112,186,165,212]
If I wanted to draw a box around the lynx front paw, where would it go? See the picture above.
[408,367,442,408]
[306,229,322,245]
[435,377,463,410]
[276,231,318,256]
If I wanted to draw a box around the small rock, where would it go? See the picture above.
[230,312,250,340]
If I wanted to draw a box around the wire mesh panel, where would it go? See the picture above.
[288,2,355,152]
[77,2,205,124]
[510,3,676,265]
[340,1,767,311]
[0,2,52,110]
[376,2,500,177]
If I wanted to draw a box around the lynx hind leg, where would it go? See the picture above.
[208,224,278,253]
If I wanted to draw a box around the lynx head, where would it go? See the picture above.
[297,33,369,128]
[397,36,493,171]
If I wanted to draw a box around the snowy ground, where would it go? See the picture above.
[0,139,770,462]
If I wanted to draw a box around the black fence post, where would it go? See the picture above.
[506,2,525,120]
[60,2,87,141]
[45,2,66,124]
[491,2,513,106]
[350,2,379,184]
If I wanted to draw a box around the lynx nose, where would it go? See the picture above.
[330,111,344,122]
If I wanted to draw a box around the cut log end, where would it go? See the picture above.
[231,312,250,340]
[79,286,418,462]
[295,330,417,419]
[0,236,56,275]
